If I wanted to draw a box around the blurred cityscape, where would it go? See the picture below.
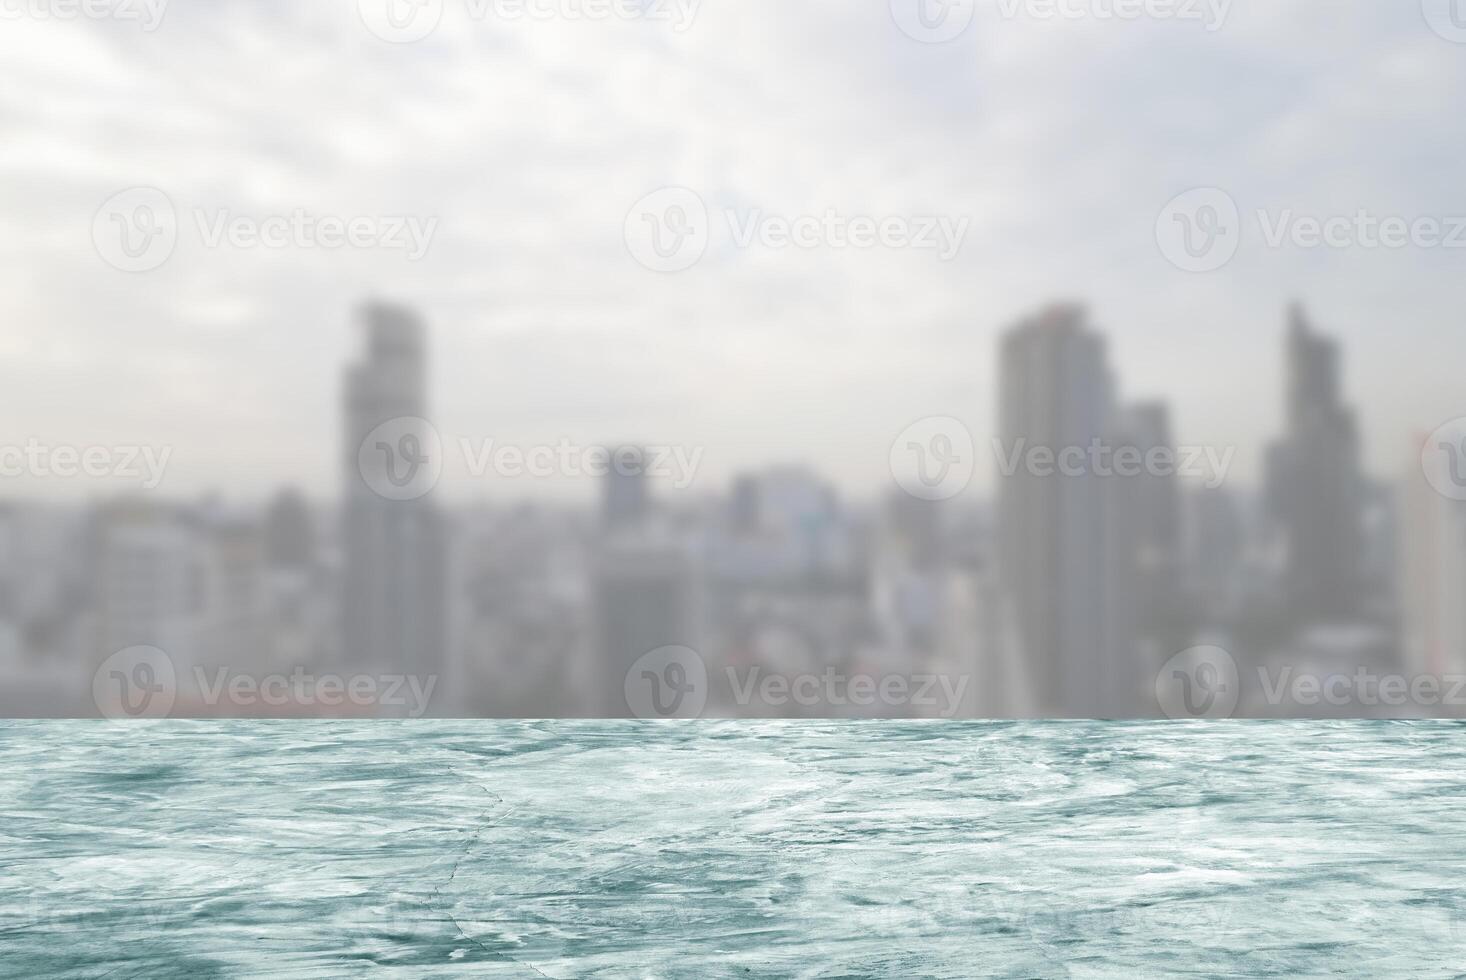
[2,298,1461,720]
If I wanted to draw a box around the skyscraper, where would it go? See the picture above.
[1183,485,1243,622]
[1264,305,1363,624]
[601,445,649,530]
[196,508,264,677]
[90,498,200,666]
[1108,402,1184,663]
[264,488,315,571]
[341,302,447,686]
[1401,434,1466,678]
[592,453,702,715]
[262,489,327,669]
[593,529,700,716]
[997,304,1133,715]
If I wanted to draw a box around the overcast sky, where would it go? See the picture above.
[2,0,1463,503]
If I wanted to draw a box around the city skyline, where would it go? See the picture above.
[0,294,1435,507]
[3,294,1453,720]
[2,2,1464,722]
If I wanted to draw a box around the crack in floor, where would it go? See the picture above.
[434,753,559,980]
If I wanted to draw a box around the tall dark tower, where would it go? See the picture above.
[1107,401,1183,666]
[1265,304,1363,623]
[997,304,1133,715]
[601,445,649,531]
[341,302,447,687]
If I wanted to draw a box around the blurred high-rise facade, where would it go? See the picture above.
[594,529,701,716]
[997,305,1131,716]
[1109,402,1184,666]
[261,489,329,668]
[1264,306,1364,625]
[341,303,447,683]
[601,446,649,531]
[1401,433,1466,678]
[90,499,200,668]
